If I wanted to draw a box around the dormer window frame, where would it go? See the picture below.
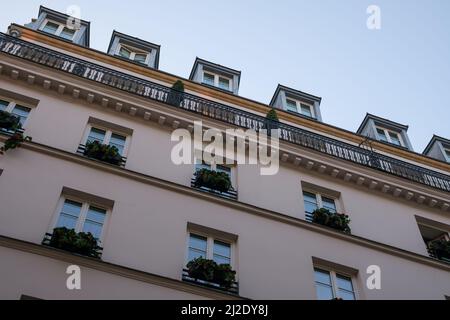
[116,43,150,65]
[39,18,77,41]
[375,126,404,147]
[202,71,233,91]
[444,148,450,163]
[285,97,315,119]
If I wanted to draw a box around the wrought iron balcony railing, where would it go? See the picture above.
[1,33,449,192]
[190,178,238,200]
[77,143,127,167]
[181,269,239,295]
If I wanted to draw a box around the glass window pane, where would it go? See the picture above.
[213,255,231,265]
[189,234,207,251]
[336,274,353,291]
[60,27,75,40]
[42,21,59,34]
[376,128,388,142]
[56,214,78,230]
[213,240,231,258]
[134,53,147,63]
[300,103,313,117]
[388,132,401,146]
[304,201,318,214]
[119,47,131,59]
[218,77,230,90]
[203,73,215,86]
[86,207,106,224]
[314,268,332,285]
[188,248,206,261]
[56,200,82,230]
[11,105,31,126]
[303,191,317,203]
[315,283,334,300]
[82,220,103,239]
[0,99,9,111]
[303,191,318,214]
[87,128,106,144]
[286,99,297,112]
[109,133,126,155]
[445,149,450,162]
[338,289,355,300]
[61,200,82,217]
[321,197,336,212]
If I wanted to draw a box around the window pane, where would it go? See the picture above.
[56,214,78,230]
[0,99,9,111]
[376,128,388,142]
[109,133,126,155]
[189,234,207,251]
[314,268,332,285]
[11,105,31,126]
[445,149,450,162]
[315,283,334,300]
[218,77,230,90]
[87,128,106,144]
[82,220,103,239]
[56,200,82,230]
[336,274,353,291]
[213,241,231,258]
[61,200,82,217]
[42,21,59,34]
[303,192,318,213]
[203,73,215,86]
[214,255,231,265]
[188,248,206,261]
[134,53,147,63]
[286,99,297,112]
[85,207,106,224]
[321,197,336,213]
[60,27,75,40]
[338,289,355,300]
[388,132,401,146]
[300,103,313,117]
[119,47,131,59]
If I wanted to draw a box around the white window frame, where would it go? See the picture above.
[185,231,236,270]
[285,97,314,118]
[0,97,32,128]
[202,72,233,91]
[194,157,236,189]
[443,148,450,163]
[375,126,404,146]
[303,190,340,220]
[48,196,110,245]
[81,124,130,157]
[39,19,77,40]
[116,43,150,64]
[313,266,357,300]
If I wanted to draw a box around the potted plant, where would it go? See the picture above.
[186,257,236,289]
[263,108,279,136]
[0,132,32,154]
[193,168,233,193]
[213,263,237,289]
[167,80,185,107]
[49,227,100,258]
[312,208,351,234]
[83,140,122,165]
[0,110,21,131]
[428,239,450,261]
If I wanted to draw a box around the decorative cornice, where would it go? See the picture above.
[10,25,450,173]
[0,235,244,300]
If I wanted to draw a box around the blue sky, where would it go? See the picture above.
[1,0,449,152]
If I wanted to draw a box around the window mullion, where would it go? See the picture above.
[104,130,113,145]
[316,194,322,208]
[207,237,214,260]
[331,271,338,298]
[56,25,64,36]
[77,203,89,233]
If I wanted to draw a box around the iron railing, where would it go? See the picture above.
[1,33,449,192]
[190,178,238,200]
[182,269,239,295]
[77,143,127,167]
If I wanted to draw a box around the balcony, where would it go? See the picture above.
[77,143,127,167]
[1,33,449,192]
[181,269,239,295]
[42,231,103,258]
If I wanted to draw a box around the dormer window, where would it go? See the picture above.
[202,72,232,91]
[117,44,149,64]
[285,98,314,118]
[40,20,76,40]
[444,149,450,162]
[375,127,403,147]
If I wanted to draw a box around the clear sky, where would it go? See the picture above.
[1,0,449,152]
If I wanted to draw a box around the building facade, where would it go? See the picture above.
[0,6,449,300]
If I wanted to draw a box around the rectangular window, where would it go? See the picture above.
[87,127,106,144]
[314,268,355,300]
[285,98,314,118]
[187,232,233,266]
[54,198,107,242]
[117,44,149,64]
[60,27,75,40]
[300,103,313,117]
[445,149,450,162]
[376,128,388,142]
[40,20,77,41]
[376,127,404,146]
[134,53,148,64]
[109,133,126,155]
[194,160,234,190]
[119,46,131,59]
[84,126,129,157]
[303,191,337,222]
[388,132,401,146]
[203,72,215,86]
[218,77,230,90]
[286,99,298,113]
[42,21,59,35]
[0,99,31,128]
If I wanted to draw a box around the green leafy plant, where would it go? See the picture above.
[0,110,21,131]
[49,227,100,258]
[167,80,185,107]
[0,132,32,154]
[263,108,279,135]
[312,208,351,234]
[194,168,233,193]
[428,239,450,261]
[186,257,236,289]
[83,140,122,165]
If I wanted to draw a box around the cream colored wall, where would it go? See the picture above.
[0,246,207,300]
[0,149,449,299]
[0,79,449,257]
